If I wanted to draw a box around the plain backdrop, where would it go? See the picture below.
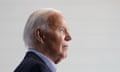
[0,0,120,72]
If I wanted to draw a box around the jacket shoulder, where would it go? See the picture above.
[14,52,51,72]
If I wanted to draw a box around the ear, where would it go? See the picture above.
[35,28,45,44]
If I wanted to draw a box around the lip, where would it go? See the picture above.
[63,45,68,48]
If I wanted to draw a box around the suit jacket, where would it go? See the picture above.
[14,52,52,72]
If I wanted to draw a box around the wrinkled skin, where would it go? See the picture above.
[36,12,72,64]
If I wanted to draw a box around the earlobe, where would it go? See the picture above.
[35,29,45,44]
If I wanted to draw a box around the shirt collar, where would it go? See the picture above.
[28,48,57,72]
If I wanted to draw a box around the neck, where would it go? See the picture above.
[32,46,60,64]
[39,48,58,64]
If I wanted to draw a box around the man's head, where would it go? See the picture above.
[23,8,72,64]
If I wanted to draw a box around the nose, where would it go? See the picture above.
[65,33,72,41]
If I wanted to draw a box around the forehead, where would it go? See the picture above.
[47,12,68,29]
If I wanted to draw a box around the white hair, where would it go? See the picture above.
[23,8,62,48]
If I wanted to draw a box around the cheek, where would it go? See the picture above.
[52,33,64,45]
[45,34,60,48]
[45,31,65,49]
[57,33,65,41]
[51,36,64,53]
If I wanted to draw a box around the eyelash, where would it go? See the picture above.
[59,27,65,31]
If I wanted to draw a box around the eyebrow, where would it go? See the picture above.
[59,25,65,29]
[59,25,68,31]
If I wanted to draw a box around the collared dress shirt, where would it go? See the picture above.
[29,48,57,72]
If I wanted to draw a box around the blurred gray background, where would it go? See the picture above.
[0,0,120,72]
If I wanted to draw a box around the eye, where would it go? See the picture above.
[59,27,65,32]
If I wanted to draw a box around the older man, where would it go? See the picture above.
[14,8,72,72]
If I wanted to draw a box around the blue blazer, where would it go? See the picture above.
[14,52,52,72]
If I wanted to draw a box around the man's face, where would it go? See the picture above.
[44,13,72,63]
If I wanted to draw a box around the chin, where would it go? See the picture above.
[55,54,67,64]
[54,54,65,64]
[55,58,62,64]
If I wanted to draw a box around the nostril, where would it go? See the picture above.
[65,35,72,41]
[69,35,72,41]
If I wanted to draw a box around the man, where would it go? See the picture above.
[14,8,72,72]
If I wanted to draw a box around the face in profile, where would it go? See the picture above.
[44,13,72,64]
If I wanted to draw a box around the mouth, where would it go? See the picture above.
[62,45,68,48]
